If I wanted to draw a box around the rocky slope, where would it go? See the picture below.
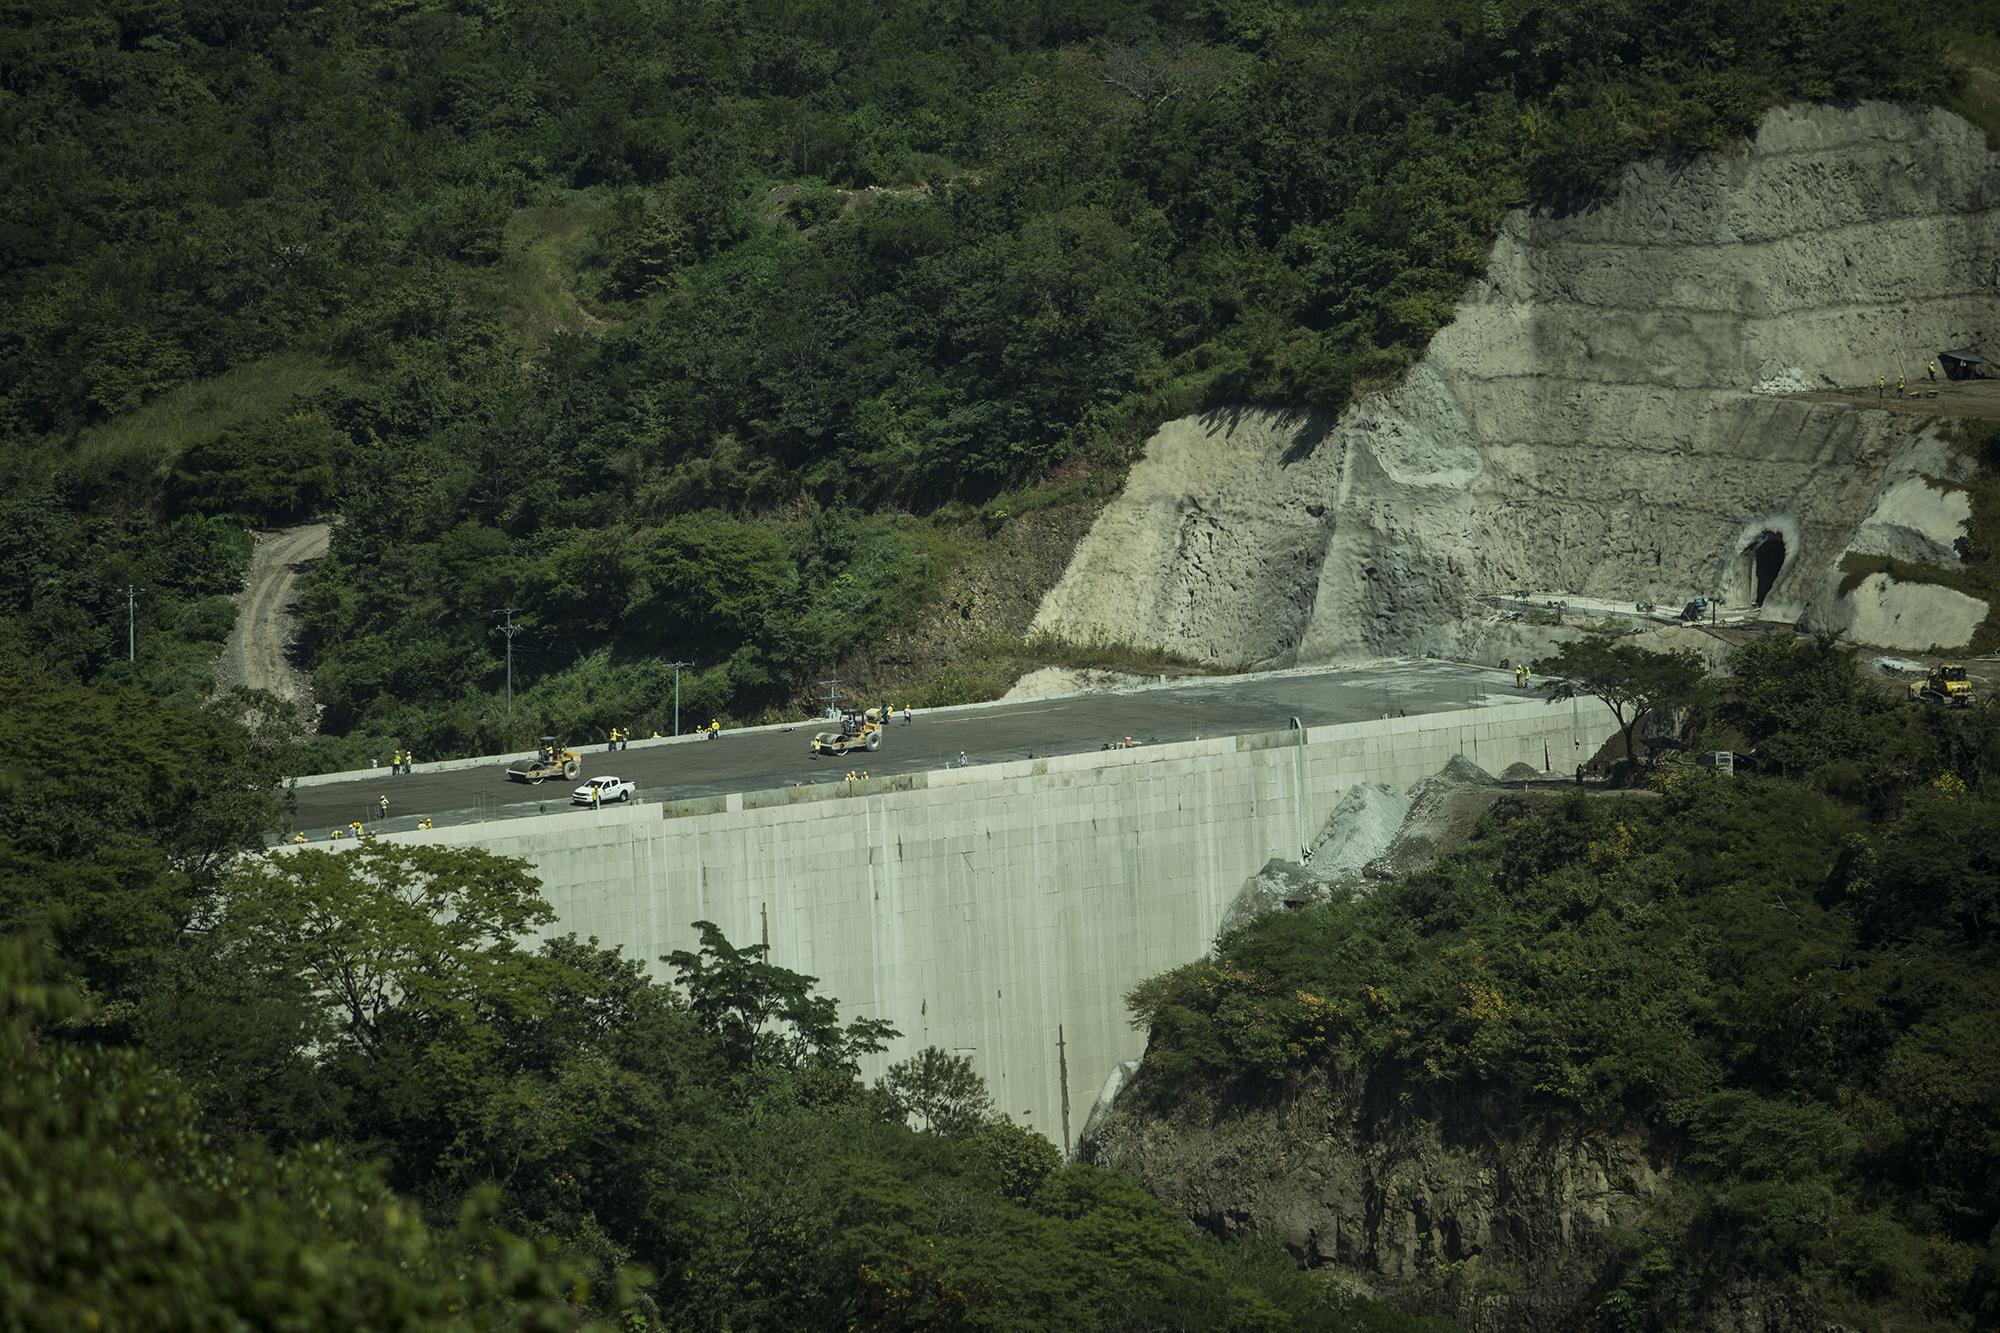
[1085,1071,1673,1329]
[1034,103,1998,660]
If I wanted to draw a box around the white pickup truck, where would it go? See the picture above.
[572,775,635,805]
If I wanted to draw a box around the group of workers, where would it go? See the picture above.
[388,748,416,774]
[608,725,676,748]
[1878,363,1941,400]
[296,812,433,843]
[1513,664,1534,688]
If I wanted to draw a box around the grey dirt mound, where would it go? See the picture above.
[1219,756,1500,934]
[1373,755,1501,880]
[1034,103,1999,661]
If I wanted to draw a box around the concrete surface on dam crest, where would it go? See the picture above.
[364,697,1615,1144]
[1033,102,1999,661]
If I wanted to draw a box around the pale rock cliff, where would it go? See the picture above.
[1034,103,1997,660]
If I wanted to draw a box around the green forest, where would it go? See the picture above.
[1127,636,2000,1327]
[0,0,1971,765]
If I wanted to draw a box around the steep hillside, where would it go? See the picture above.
[1035,103,2000,661]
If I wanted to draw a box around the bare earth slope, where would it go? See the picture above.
[218,522,330,713]
[1035,103,2000,660]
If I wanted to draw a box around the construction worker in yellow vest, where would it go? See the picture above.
[294,831,307,844]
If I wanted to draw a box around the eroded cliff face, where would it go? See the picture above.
[1085,1070,1675,1328]
[1034,103,1998,661]
[1086,1069,1849,1332]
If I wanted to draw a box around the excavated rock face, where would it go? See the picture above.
[1034,103,1998,662]
[1084,1070,1676,1329]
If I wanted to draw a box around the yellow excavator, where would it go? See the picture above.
[1910,664,1975,707]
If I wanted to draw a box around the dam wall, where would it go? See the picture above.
[408,696,1615,1145]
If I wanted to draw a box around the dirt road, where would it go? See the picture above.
[220,522,331,711]
[1799,378,2000,420]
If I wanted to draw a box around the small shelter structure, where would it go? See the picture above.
[1939,348,1997,380]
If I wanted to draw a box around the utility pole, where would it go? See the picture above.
[491,608,521,714]
[667,660,691,736]
[818,677,842,718]
[123,585,142,662]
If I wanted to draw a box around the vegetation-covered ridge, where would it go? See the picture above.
[1123,635,2000,1326]
[0,0,1968,762]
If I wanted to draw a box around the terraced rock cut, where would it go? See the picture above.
[1036,103,2000,661]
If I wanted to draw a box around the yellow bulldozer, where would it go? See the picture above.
[507,735,582,783]
[1910,664,1974,707]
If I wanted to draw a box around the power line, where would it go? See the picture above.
[491,608,521,714]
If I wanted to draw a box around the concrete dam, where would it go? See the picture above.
[368,683,1616,1145]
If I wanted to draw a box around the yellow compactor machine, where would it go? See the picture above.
[811,708,883,758]
[507,736,582,783]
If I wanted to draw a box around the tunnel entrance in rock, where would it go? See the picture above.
[1743,531,1786,606]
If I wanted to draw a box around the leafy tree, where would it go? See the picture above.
[967,1118,1064,1203]
[0,936,636,1332]
[1724,633,1918,785]
[1536,639,1710,770]
[210,843,558,1060]
[667,919,898,1080]
[0,673,284,1003]
[883,1045,995,1136]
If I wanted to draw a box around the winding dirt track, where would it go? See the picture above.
[224,522,331,708]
